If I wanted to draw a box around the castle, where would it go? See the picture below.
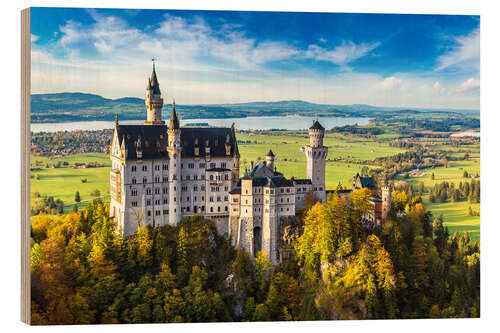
[109,64,391,264]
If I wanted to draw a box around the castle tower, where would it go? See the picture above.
[167,101,182,225]
[231,123,240,187]
[144,61,165,125]
[303,120,328,202]
[265,149,275,171]
[382,181,392,221]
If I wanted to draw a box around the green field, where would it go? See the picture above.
[30,153,111,211]
[237,131,404,187]
[29,131,480,242]
[396,157,481,241]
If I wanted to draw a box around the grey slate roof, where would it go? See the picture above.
[293,179,312,185]
[116,125,238,160]
[310,120,325,131]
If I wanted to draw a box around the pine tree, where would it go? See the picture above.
[75,191,81,203]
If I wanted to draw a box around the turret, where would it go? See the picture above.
[309,120,325,148]
[381,180,392,221]
[144,61,165,125]
[167,100,182,225]
[265,149,275,171]
[231,123,240,186]
[303,120,328,202]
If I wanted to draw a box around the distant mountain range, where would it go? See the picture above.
[30,92,479,123]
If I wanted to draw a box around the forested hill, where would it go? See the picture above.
[30,92,479,123]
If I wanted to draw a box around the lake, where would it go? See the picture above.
[30,116,371,133]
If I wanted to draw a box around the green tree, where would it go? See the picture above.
[75,191,81,203]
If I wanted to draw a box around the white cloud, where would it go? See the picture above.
[31,34,39,43]
[304,41,380,66]
[436,27,479,72]
[377,76,403,91]
[30,13,479,110]
[458,77,480,92]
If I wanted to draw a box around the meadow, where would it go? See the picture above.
[30,153,111,212]
[396,157,481,241]
[29,130,480,241]
[237,131,404,187]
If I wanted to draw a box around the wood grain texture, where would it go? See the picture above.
[21,7,31,325]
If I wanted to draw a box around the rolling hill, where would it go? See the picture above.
[30,92,479,123]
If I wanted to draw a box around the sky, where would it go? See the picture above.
[30,8,480,109]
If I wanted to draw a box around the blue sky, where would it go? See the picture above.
[30,8,479,109]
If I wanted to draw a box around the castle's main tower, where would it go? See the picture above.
[167,101,182,225]
[381,181,392,221]
[144,62,165,125]
[303,120,328,202]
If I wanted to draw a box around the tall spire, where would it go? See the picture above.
[144,59,164,125]
[115,113,119,127]
[150,58,161,95]
[169,99,179,130]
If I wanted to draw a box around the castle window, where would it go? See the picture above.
[287,198,289,202]
[281,198,283,203]
[186,175,190,180]
[199,163,205,168]
[194,196,197,202]
[225,206,228,212]
[281,189,284,193]
[186,207,190,212]
[163,210,167,215]
[172,175,177,180]
[224,174,229,180]
[163,188,168,194]
[210,207,213,213]
[143,177,147,183]
[131,201,138,207]
[131,165,136,172]
[187,197,190,202]
[182,186,187,191]
[217,196,221,202]
[210,197,214,202]
[201,185,205,191]
[281,208,283,212]
[155,176,160,183]
[221,162,227,168]
[132,178,137,184]
[163,199,167,204]
[210,175,214,181]
[155,188,160,194]
[181,164,184,169]
[210,163,216,168]
[131,189,137,196]
[163,177,167,182]
[155,199,160,205]
[218,206,221,212]
[155,165,160,171]
[146,199,151,206]
[286,188,290,193]
[194,175,198,180]
[202,206,205,212]
[188,163,195,169]
[194,186,198,191]
[146,188,152,195]
[147,211,151,216]
[142,165,147,171]
[162,164,168,170]
[224,196,228,202]
[174,197,176,202]
[201,196,205,201]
